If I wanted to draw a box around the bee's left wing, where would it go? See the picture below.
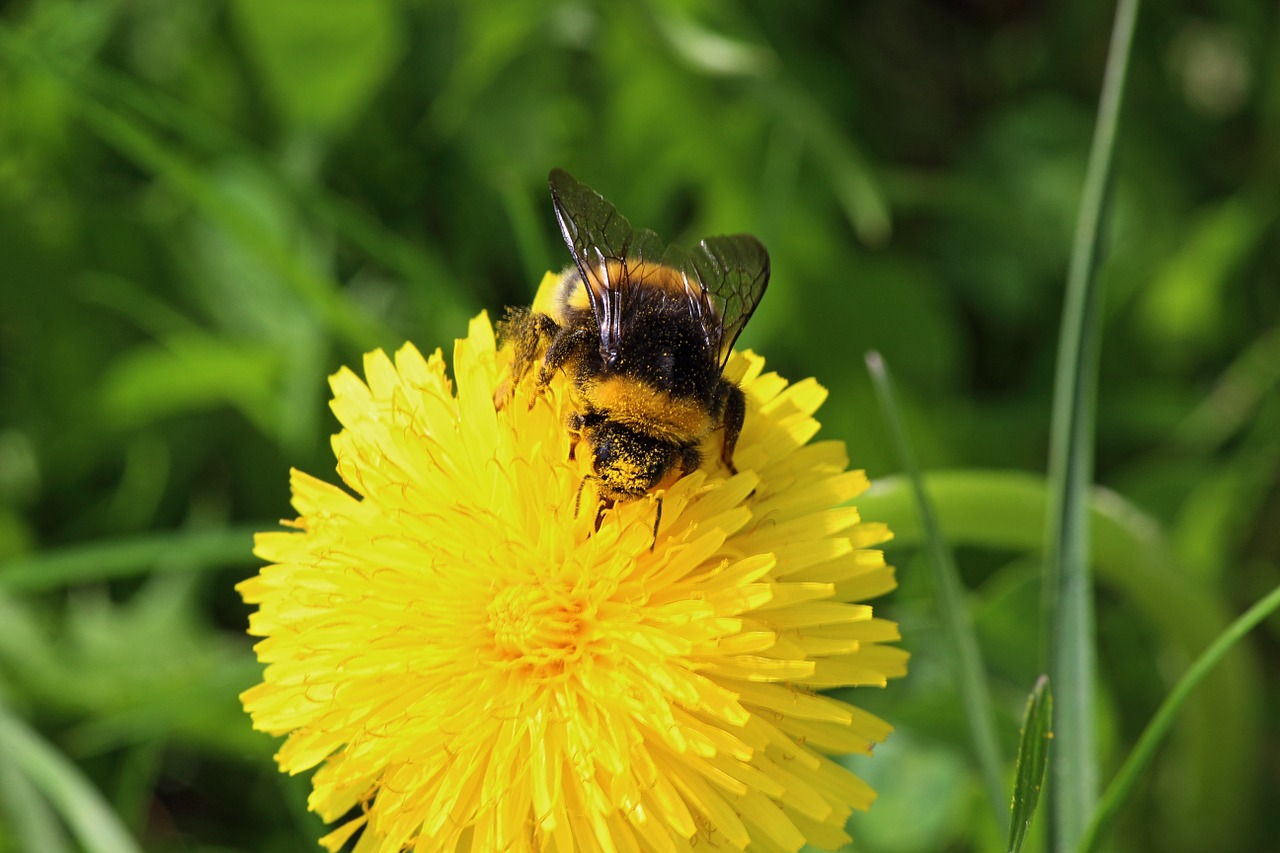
[688,234,771,367]
[549,168,663,362]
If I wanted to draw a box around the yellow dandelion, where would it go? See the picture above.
[240,278,907,852]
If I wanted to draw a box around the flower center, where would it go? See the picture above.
[486,581,589,669]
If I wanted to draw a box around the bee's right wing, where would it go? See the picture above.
[549,168,663,363]
[690,234,770,367]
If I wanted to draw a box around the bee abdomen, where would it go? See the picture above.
[584,376,713,444]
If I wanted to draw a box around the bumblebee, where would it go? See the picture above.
[500,168,770,520]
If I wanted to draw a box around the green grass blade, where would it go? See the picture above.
[0,706,143,853]
[1076,582,1280,853]
[1008,675,1053,853]
[1171,322,1280,451]
[1042,0,1140,848]
[857,469,1263,851]
[866,352,1006,827]
[757,81,891,246]
[0,24,390,353]
[0,526,261,591]
[74,97,389,352]
[0,759,73,853]
[80,57,475,338]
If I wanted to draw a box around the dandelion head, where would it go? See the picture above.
[240,277,907,852]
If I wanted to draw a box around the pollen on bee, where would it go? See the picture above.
[585,377,712,441]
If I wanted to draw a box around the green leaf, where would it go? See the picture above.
[0,577,266,758]
[1042,1,1140,848]
[1008,675,1052,853]
[1076,582,1280,853]
[845,731,972,853]
[0,526,260,592]
[67,93,389,351]
[230,0,404,135]
[98,337,280,430]
[1137,196,1273,365]
[866,352,1006,828]
[858,470,1265,851]
[756,81,891,246]
[3,36,472,344]
[0,706,142,853]
[0,756,73,853]
[1172,323,1280,451]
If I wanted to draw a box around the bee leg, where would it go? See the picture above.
[574,476,612,532]
[496,309,559,404]
[679,445,703,476]
[566,411,584,460]
[593,498,612,532]
[537,326,595,388]
[718,380,747,474]
[649,495,663,551]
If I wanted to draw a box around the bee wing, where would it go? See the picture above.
[689,234,771,366]
[654,242,718,352]
[549,168,664,362]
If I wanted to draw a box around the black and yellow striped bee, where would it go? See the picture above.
[501,168,770,522]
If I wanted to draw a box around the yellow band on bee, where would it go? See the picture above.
[587,376,712,441]
[533,270,564,316]
[556,261,702,318]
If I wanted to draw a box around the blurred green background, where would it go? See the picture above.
[1,0,1277,851]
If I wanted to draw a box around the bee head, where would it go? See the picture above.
[587,422,678,502]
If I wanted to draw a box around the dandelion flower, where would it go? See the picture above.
[240,279,907,852]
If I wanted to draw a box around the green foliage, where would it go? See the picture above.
[1043,1,1139,846]
[0,704,141,853]
[867,353,1005,828]
[1079,581,1280,853]
[1008,676,1052,853]
[1,0,1278,851]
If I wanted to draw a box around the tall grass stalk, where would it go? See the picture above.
[1042,0,1141,849]
[1076,582,1280,853]
[866,352,1006,827]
